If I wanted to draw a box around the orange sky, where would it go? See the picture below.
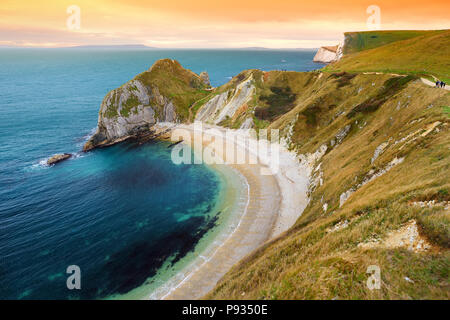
[0,0,449,48]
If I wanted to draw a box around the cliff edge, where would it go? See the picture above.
[83,59,209,151]
[313,43,343,64]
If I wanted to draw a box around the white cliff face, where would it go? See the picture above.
[195,91,229,122]
[195,76,255,124]
[98,80,151,140]
[214,77,255,124]
[96,79,175,142]
[335,42,344,61]
[313,42,343,64]
[85,78,184,150]
[239,117,254,129]
[313,48,337,64]
[83,58,212,151]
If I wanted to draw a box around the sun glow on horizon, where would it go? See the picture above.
[1,0,449,48]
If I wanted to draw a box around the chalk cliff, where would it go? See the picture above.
[83,59,209,151]
[84,62,263,151]
[313,43,343,64]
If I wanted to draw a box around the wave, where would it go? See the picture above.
[76,127,97,147]
[28,127,96,171]
[28,158,51,171]
[27,150,88,172]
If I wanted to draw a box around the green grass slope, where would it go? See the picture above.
[343,30,445,54]
[135,59,210,120]
[325,30,450,82]
[206,70,450,300]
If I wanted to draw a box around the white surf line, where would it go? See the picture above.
[177,122,309,238]
[158,166,251,300]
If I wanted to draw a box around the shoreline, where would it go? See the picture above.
[149,122,309,300]
[111,159,249,300]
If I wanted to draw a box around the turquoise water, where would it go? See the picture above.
[0,48,321,299]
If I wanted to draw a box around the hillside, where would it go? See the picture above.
[84,59,210,151]
[325,30,450,82]
[204,69,449,300]
[84,50,449,299]
[342,30,444,54]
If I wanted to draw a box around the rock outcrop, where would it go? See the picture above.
[239,117,254,129]
[47,153,71,165]
[195,75,255,124]
[84,59,209,151]
[313,43,343,64]
[199,71,211,86]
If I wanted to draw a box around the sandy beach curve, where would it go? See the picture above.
[150,123,309,300]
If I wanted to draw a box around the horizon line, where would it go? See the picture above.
[0,44,323,50]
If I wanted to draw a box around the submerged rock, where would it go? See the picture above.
[47,153,71,165]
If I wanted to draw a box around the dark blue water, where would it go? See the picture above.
[0,48,320,299]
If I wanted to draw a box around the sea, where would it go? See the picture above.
[0,48,322,299]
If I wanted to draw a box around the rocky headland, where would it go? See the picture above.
[83,59,210,151]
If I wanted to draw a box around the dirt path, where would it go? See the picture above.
[421,78,449,91]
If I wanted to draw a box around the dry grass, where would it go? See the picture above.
[206,70,450,300]
[135,59,210,121]
[325,30,450,82]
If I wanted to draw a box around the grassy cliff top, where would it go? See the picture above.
[206,70,450,300]
[343,30,446,54]
[102,59,210,121]
[325,30,450,82]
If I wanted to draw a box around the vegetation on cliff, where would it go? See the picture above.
[342,30,444,54]
[326,30,450,82]
[207,70,449,300]
[85,32,449,299]
[84,59,210,150]
[104,59,209,121]
[203,31,449,300]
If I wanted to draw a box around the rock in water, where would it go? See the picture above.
[47,153,71,165]
[199,71,211,86]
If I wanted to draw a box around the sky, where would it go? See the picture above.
[1,0,449,48]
